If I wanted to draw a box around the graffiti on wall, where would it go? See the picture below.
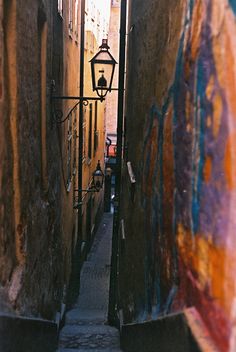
[141,0,236,349]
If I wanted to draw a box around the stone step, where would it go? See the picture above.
[65,308,107,325]
[59,324,121,350]
[58,349,122,352]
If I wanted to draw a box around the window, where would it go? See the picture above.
[88,103,93,160]
[90,32,95,52]
[68,0,73,34]
[74,0,79,40]
[58,0,63,16]
[94,101,98,155]
[67,113,73,191]
[73,108,77,175]
[85,30,89,50]
[85,0,89,15]
[83,111,86,162]
[91,2,95,22]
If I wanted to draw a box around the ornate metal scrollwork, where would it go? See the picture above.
[52,99,89,124]
[50,81,90,124]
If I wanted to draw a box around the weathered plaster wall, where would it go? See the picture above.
[59,0,81,302]
[121,0,236,350]
[82,30,106,250]
[0,0,107,333]
[0,0,64,320]
[0,0,18,315]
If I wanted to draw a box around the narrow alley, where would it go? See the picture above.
[58,214,122,352]
[1,0,236,351]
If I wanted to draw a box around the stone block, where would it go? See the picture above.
[120,311,200,352]
[0,313,58,352]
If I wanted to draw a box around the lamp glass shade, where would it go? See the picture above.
[90,40,117,100]
[92,161,104,190]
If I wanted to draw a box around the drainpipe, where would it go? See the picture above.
[68,0,85,306]
[108,0,127,327]
[78,0,85,242]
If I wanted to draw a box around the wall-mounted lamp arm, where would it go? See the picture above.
[73,187,100,209]
[73,160,104,209]
[50,81,104,124]
[74,188,100,193]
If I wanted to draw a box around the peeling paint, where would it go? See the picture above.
[8,265,24,304]
[123,0,236,349]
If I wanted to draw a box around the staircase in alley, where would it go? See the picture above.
[57,213,122,352]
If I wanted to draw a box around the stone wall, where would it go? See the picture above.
[0,0,108,326]
[0,0,65,320]
[0,0,84,321]
[121,0,236,350]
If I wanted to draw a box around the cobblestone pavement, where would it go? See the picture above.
[58,213,122,352]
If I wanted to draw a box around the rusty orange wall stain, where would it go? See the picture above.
[206,76,214,101]
[5,0,25,264]
[176,224,195,269]
[163,105,175,283]
[210,1,225,38]
[206,115,212,128]
[183,59,191,81]
[145,124,158,197]
[181,233,236,320]
[211,38,224,92]
[222,257,236,317]
[177,228,231,316]
[203,156,212,183]
[212,93,222,138]
[134,0,236,348]
[185,91,192,122]
[207,244,236,319]
[211,10,236,119]
[190,0,204,60]
[175,3,236,346]
[224,134,236,190]
[224,137,232,189]
[207,243,225,305]
[195,237,210,290]
[224,31,236,120]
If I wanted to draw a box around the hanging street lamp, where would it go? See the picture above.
[51,39,117,123]
[75,160,104,195]
[92,161,104,191]
[73,161,105,209]
[50,37,116,207]
[90,39,117,101]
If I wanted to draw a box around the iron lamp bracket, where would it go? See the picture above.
[50,81,104,124]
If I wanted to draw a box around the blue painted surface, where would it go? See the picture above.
[229,0,236,15]
[126,0,236,347]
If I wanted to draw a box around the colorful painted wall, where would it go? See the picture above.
[121,0,236,350]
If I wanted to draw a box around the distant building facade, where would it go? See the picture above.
[105,0,120,149]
